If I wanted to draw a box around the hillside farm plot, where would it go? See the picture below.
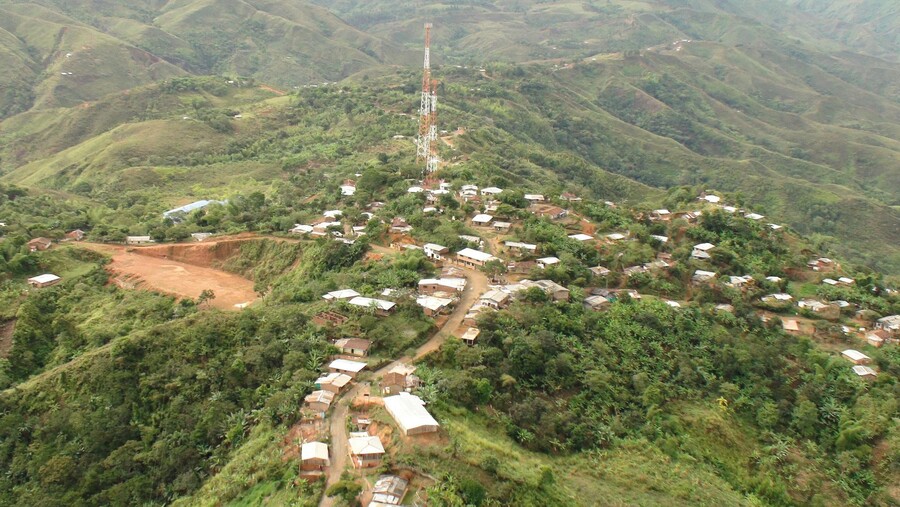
[83,244,258,310]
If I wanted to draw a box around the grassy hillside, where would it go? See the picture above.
[0,0,416,118]
[1,60,898,272]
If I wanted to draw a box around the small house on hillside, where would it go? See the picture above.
[334,338,371,357]
[807,257,835,271]
[390,218,412,234]
[126,236,154,245]
[384,393,440,436]
[304,390,335,415]
[416,295,454,317]
[532,204,567,220]
[460,327,480,345]
[348,297,396,316]
[479,290,510,309]
[315,372,352,394]
[692,270,717,284]
[590,266,611,277]
[27,274,60,288]
[322,289,361,301]
[504,241,537,254]
[301,442,330,471]
[423,243,449,260]
[691,243,715,260]
[27,237,52,252]
[493,221,512,232]
[867,329,891,348]
[65,229,85,241]
[841,350,871,365]
[418,278,467,295]
[875,315,900,334]
[583,295,611,311]
[329,359,367,378]
[472,214,493,226]
[852,365,877,379]
[382,363,419,395]
[537,257,560,269]
[650,209,671,221]
[456,248,497,268]
[782,319,801,334]
[348,432,385,468]
[372,475,409,506]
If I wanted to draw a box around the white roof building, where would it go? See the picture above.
[481,187,503,195]
[323,210,343,219]
[650,235,669,243]
[457,248,497,263]
[340,185,356,196]
[524,194,545,201]
[348,433,385,455]
[822,278,838,286]
[745,212,765,220]
[764,293,793,302]
[301,442,330,464]
[568,233,594,241]
[472,214,494,225]
[323,289,361,301]
[383,393,440,435]
[27,274,61,286]
[607,233,626,241]
[348,297,396,312]
[505,241,537,252]
[537,256,560,267]
[407,186,424,193]
[692,270,717,282]
[416,295,454,312]
[852,365,877,378]
[418,278,467,291]
[841,350,870,363]
[701,194,721,203]
[329,359,367,374]
[694,243,716,251]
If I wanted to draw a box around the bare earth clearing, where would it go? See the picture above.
[81,242,258,310]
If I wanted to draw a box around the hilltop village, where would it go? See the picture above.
[8,174,898,506]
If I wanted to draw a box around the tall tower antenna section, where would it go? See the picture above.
[415,23,440,175]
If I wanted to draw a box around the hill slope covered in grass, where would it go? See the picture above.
[0,0,417,117]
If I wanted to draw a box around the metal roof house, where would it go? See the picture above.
[163,200,224,221]
[383,393,440,436]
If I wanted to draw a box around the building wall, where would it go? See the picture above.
[404,424,439,436]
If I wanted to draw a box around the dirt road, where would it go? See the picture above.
[81,243,258,310]
[318,265,488,506]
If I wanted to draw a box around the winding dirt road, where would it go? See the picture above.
[318,264,489,507]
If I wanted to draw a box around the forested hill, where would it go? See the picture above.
[0,0,897,272]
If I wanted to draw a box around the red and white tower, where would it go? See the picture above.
[416,23,440,175]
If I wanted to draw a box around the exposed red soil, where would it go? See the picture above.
[0,319,15,358]
[81,239,260,310]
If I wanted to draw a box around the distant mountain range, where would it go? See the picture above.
[0,0,897,272]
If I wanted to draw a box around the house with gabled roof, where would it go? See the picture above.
[348,432,384,468]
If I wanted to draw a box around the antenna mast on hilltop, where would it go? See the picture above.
[416,23,440,175]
